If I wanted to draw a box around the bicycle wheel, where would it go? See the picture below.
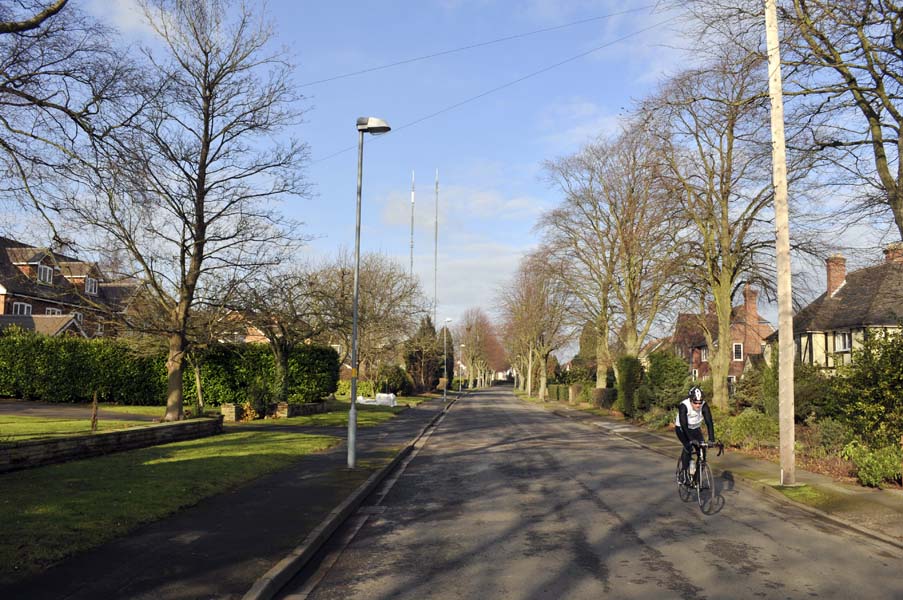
[696,462,714,508]
[676,457,692,502]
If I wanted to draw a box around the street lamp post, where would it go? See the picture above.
[443,318,451,402]
[349,116,391,470]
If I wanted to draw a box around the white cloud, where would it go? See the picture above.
[536,97,623,151]
[87,0,154,37]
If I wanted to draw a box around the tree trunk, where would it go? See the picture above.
[527,346,534,398]
[538,353,549,400]
[163,333,186,421]
[193,359,204,414]
[274,344,289,404]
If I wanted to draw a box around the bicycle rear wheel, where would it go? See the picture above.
[696,462,714,508]
[676,457,692,502]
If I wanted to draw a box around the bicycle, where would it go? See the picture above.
[676,440,724,508]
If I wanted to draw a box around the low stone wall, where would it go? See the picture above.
[221,402,328,422]
[0,416,224,474]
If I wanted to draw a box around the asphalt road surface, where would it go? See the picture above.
[280,386,903,600]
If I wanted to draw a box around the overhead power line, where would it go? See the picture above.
[314,18,676,163]
[300,6,658,87]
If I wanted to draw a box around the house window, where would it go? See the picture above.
[85,277,98,295]
[45,307,62,315]
[95,322,104,336]
[836,331,852,352]
[38,264,53,284]
[727,375,736,395]
[700,347,709,362]
[13,302,32,315]
[733,343,743,361]
[692,369,699,380]
[72,312,83,323]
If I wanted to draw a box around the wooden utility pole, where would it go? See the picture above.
[765,0,796,485]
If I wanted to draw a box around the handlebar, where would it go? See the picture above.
[688,440,724,456]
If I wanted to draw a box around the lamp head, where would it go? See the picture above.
[356,116,391,134]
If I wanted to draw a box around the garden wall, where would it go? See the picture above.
[0,416,224,474]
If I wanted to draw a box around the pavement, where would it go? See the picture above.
[2,390,902,600]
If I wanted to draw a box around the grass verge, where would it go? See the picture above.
[0,430,339,584]
[237,396,429,428]
[0,415,147,443]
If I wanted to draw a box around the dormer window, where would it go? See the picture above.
[13,302,32,315]
[38,264,53,284]
[85,277,98,295]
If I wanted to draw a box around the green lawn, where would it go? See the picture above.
[234,397,423,428]
[0,430,339,584]
[0,415,147,443]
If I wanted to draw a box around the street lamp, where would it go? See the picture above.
[443,318,451,402]
[349,116,391,469]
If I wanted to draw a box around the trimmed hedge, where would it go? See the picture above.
[0,327,165,405]
[184,343,338,406]
[0,328,338,407]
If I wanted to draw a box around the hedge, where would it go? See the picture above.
[0,327,165,405]
[0,328,339,407]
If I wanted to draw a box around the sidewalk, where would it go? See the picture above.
[1,398,449,600]
[541,399,903,548]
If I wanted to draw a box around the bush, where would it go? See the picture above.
[336,379,375,398]
[645,350,690,407]
[635,384,654,413]
[594,387,617,409]
[638,405,674,430]
[841,441,903,488]
[807,415,852,454]
[287,345,339,403]
[614,355,643,417]
[719,408,779,449]
[832,330,903,446]
[375,364,413,395]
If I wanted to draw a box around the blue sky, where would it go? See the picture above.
[89,1,692,328]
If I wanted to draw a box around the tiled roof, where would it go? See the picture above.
[790,261,903,334]
[0,236,135,312]
[0,315,87,337]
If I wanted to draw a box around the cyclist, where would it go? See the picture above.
[675,386,715,482]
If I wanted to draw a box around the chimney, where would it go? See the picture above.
[884,242,903,264]
[743,284,759,321]
[826,254,846,297]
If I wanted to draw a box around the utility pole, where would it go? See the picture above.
[765,0,795,485]
[410,170,415,277]
[433,168,439,326]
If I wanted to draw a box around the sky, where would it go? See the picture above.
[83,0,692,337]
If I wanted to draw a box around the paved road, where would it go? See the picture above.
[281,386,903,600]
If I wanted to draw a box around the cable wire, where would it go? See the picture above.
[314,17,676,163]
[300,6,658,87]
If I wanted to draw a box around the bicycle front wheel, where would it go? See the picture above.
[696,462,714,508]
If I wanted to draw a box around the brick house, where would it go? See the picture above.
[672,285,774,389]
[769,243,903,370]
[0,236,134,337]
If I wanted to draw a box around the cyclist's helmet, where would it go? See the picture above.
[688,386,704,402]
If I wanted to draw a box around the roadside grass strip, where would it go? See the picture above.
[231,396,427,429]
[0,430,339,584]
[0,415,148,443]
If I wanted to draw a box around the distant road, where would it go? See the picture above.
[283,386,903,599]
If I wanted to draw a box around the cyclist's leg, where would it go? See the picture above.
[675,427,691,472]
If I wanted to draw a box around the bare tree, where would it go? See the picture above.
[497,251,572,400]
[0,0,133,240]
[783,0,903,240]
[540,125,684,385]
[235,266,347,404]
[644,46,782,411]
[314,251,427,385]
[60,0,309,420]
